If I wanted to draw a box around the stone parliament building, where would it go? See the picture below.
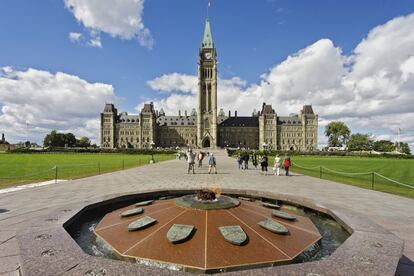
[101,19,318,151]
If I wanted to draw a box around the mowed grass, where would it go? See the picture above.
[0,153,175,189]
[268,156,414,199]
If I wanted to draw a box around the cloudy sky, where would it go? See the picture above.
[0,0,413,149]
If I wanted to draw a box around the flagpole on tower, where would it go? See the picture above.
[207,0,211,19]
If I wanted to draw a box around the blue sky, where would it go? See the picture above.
[1,0,414,149]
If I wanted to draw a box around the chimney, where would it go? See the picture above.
[185,110,188,117]
[235,111,238,118]
[228,110,231,117]
[178,110,181,117]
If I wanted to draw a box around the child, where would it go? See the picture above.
[208,154,217,174]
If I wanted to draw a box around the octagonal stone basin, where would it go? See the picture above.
[16,189,404,275]
[61,190,353,274]
[93,195,322,273]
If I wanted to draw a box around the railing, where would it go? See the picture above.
[0,155,171,187]
[292,162,414,191]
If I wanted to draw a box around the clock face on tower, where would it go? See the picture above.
[204,52,212,60]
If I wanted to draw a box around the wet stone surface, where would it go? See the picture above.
[258,219,289,235]
[135,200,154,206]
[128,216,157,231]
[120,207,144,218]
[167,224,194,244]
[272,210,297,221]
[219,225,247,246]
[262,202,280,209]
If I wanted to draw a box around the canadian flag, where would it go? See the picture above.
[208,0,211,7]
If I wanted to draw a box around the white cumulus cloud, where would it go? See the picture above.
[88,36,102,48]
[0,67,117,144]
[147,73,198,94]
[64,0,153,48]
[141,13,414,150]
[69,32,82,43]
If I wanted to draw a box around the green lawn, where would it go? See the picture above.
[268,155,414,199]
[0,153,174,189]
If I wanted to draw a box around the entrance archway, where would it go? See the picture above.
[203,138,211,148]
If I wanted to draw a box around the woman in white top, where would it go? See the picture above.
[274,155,281,176]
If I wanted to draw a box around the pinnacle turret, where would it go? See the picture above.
[201,18,214,49]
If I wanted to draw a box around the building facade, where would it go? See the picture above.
[101,19,318,151]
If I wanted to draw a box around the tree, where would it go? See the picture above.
[44,130,60,147]
[77,137,91,148]
[373,140,395,152]
[347,133,373,151]
[63,133,77,147]
[400,143,411,155]
[43,131,78,147]
[325,121,351,147]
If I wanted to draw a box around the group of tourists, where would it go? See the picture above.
[185,149,216,174]
[237,152,291,176]
[183,149,291,176]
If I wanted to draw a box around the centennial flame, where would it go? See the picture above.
[210,186,221,198]
[196,186,222,201]
[196,190,216,201]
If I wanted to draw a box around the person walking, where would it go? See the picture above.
[252,152,258,169]
[208,153,217,174]
[273,154,281,176]
[237,154,242,170]
[245,153,250,170]
[283,155,291,176]
[260,154,268,175]
[187,149,196,174]
[197,151,204,168]
[241,153,247,170]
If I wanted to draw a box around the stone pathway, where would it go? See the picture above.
[0,150,413,275]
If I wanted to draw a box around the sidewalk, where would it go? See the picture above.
[0,149,413,274]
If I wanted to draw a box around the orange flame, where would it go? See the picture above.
[209,186,222,198]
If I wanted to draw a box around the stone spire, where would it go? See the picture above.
[201,18,214,49]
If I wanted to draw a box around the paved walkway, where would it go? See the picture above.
[0,150,413,275]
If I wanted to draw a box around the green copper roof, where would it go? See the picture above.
[201,19,214,49]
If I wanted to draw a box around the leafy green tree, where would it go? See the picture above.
[43,131,78,147]
[373,140,395,152]
[77,137,91,148]
[347,133,373,151]
[63,133,77,147]
[325,121,351,147]
[400,142,411,155]
[44,130,60,147]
